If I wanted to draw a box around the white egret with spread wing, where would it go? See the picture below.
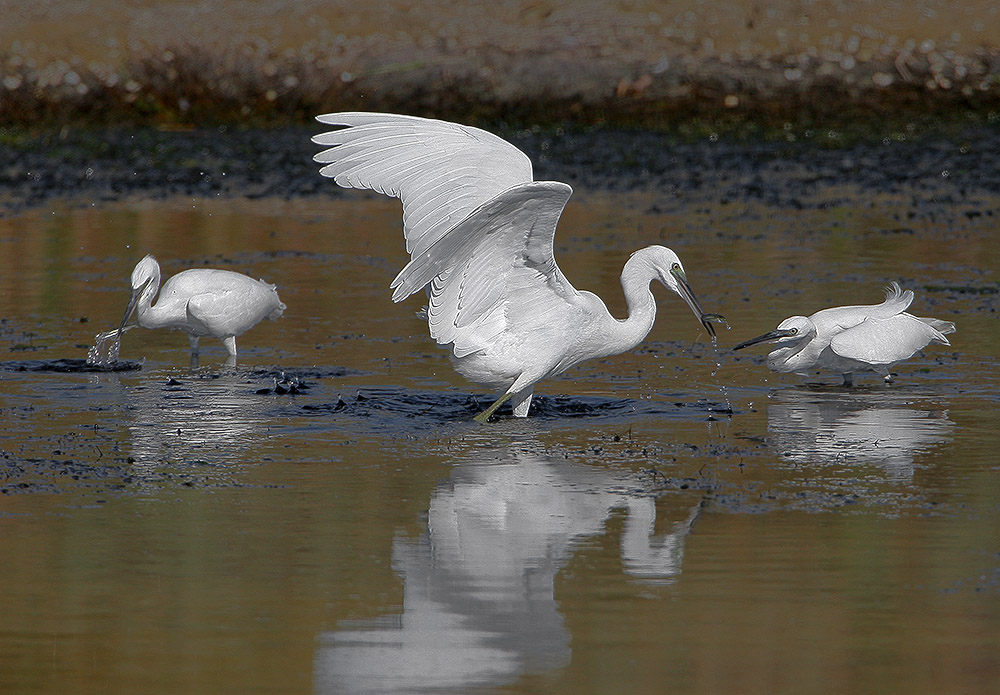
[100,254,285,363]
[312,112,720,422]
[733,282,954,385]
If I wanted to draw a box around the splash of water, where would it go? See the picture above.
[706,317,734,416]
[86,327,127,367]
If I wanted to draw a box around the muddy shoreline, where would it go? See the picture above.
[2,122,1000,218]
[3,2,998,133]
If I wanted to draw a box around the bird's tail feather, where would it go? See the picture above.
[268,300,287,321]
[880,281,914,314]
[918,316,956,336]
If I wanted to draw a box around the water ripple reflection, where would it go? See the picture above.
[315,442,702,693]
[126,373,276,466]
[766,388,954,480]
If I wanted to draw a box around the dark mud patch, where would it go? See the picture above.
[302,386,734,422]
[638,444,953,518]
[1,358,144,372]
[3,122,1000,218]
[0,452,281,500]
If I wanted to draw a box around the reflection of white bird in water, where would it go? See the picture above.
[765,388,954,480]
[312,112,720,421]
[733,282,955,385]
[117,254,285,359]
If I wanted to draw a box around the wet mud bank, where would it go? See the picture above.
[2,121,1000,219]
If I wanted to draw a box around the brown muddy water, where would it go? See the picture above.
[1,189,999,694]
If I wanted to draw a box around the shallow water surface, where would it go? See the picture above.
[1,192,998,694]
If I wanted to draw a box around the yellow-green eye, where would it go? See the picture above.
[670,262,681,271]
[789,327,798,335]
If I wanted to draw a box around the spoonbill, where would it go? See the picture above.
[313,112,721,422]
[732,282,955,385]
[114,254,286,361]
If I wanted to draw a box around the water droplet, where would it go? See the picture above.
[87,329,124,367]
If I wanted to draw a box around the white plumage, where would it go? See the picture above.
[119,254,285,359]
[733,282,955,385]
[313,112,718,421]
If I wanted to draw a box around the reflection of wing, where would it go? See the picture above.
[316,537,529,695]
[621,497,702,581]
[830,313,950,365]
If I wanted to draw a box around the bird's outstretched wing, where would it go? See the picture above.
[314,113,584,358]
[394,181,582,357]
[312,112,533,257]
[830,313,951,365]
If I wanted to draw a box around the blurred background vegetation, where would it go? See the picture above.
[2,0,998,136]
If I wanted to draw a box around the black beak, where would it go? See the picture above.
[732,328,797,351]
[118,276,152,334]
[669,266,718,338]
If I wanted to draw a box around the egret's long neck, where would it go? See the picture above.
[602,251,660,355]
[135,273,165,329]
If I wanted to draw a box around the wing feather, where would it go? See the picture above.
[390,181,575,300]
[830,313,951,365]
[313,112,533,255]
[874,281,914,316]
[402,181,580,356]
[811,281,916,334]
[314,112,581,358]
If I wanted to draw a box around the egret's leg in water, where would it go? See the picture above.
[474,392,513,423]
[842,372,853,387]
[188,334,201,355]
[511,389,533,418]
[223,336,237,357]
[475,387,534,422]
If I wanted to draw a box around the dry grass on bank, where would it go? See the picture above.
[2,1,998,131]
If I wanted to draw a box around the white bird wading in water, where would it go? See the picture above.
[732,282,955,386]
[117,254,286,363]
[312,112,720,422]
